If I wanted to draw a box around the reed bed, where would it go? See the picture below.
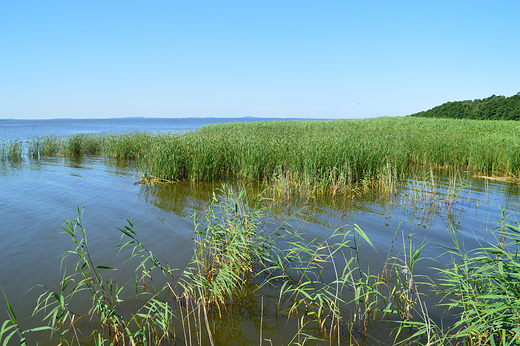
[2,117,520,195]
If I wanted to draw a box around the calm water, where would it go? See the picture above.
[0,117,288,141]
[1,118,519,344]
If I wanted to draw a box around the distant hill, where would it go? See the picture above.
[409,93,520,120]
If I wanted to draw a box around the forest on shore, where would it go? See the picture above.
[409,92,520,120]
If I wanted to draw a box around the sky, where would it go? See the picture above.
[1,1,519,120]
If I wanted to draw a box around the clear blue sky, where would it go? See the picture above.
[1,1,519,120]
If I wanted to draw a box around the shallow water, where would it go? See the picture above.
[1,119,519,344]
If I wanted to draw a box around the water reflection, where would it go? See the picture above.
[132,164,520,240]
[138,181,219,217]
[0,158,25,175]
[3,155,519,254]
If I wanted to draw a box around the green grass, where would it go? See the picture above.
[2,117,520,195]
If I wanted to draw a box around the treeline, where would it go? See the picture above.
[409,93,520,120]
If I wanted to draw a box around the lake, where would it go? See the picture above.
[1,117,519,344]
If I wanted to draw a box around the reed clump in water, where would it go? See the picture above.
[0,139,23,160]
[23,132,153,158]
[431,214,520,345]
[3,117,520,195]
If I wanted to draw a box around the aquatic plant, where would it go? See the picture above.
[2,118,520,197]
[26,135,63,157]
[136,117,520,195]
[179,185,268,309]
[0,139,23,160]
[433,213,520,345]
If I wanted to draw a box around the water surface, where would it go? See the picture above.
[1,118,519,344]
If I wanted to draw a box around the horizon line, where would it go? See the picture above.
[0,115,355,121]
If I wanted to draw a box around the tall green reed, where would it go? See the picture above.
[2,118,520,196]
[179,185,269,310]
[0,206,178,345]
[0,140,23,160]
[387,210,520,346]
[434,213,520,345]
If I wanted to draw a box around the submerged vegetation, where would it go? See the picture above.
[2,186,520,345]
[2,117,520,197]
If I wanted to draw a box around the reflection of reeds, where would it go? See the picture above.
[393,168,473,228]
